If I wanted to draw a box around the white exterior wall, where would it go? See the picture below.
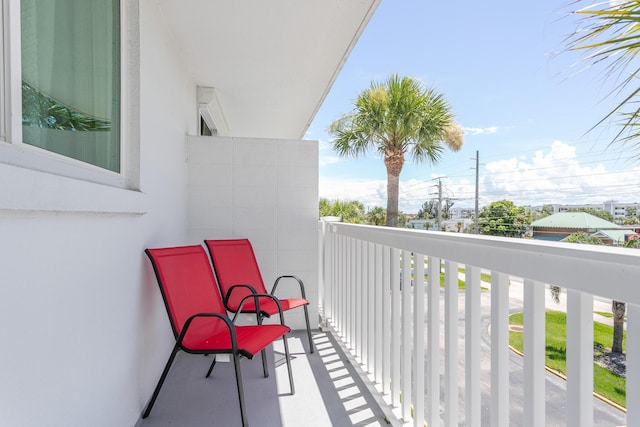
[0,2,196,426]
[186,136,319,330]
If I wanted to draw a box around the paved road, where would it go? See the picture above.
[425,280,626,426]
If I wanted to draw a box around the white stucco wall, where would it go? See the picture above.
[0,2,195,426]
[186,136,320,330]
[0,0,323,424]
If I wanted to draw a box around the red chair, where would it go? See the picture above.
[143,245,294,427]
[204,239,314,353]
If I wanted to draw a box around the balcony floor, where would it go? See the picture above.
[135,330,395,427]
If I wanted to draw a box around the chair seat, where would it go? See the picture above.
[234,297,309,316]
[182,322,291,356]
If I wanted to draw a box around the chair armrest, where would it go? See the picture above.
[235,293,286,325]
[223,284,258,307]
[178,313,238,351]
[271,275,306,299]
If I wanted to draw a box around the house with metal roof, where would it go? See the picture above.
[590,229,639,246]
[531,212,636,243]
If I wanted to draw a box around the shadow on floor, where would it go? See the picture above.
[135,330,392,426]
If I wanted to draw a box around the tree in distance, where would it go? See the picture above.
[477,199,529,238]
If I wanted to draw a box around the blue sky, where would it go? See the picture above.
[306,0,640,213]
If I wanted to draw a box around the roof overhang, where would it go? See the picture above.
[155,0,380,139]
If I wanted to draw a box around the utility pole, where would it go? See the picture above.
[474,151,479,234]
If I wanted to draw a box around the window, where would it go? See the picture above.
[200,116,213,136]
[20,0,120,172]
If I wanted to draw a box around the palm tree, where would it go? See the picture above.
[329,74,463,227]
[318,198,366,224]
[566,1,640,153]
[367,206,386,226]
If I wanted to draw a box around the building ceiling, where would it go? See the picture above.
[156,0,380,139]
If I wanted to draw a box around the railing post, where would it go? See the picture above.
[426,256,441,427]
[382,246,392,395]
[413,253,425,427]
[319,217,340,327]
[628,303,640,427]
[360,240,368,367]
[491,271,509,427]
[391,248,401,406]
[401,250,412,421]
[338,234,345,336]
[344,237,356,350]
[566,290,593,427]
[465,265,481,425]
[367,242,375,373]
[444,260,459,426]
[354,239,362,357]
[523,280,545,427]
[374,244,384,386]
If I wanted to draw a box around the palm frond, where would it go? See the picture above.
[566,0,640,152]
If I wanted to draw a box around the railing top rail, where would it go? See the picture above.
[327,222,640,305]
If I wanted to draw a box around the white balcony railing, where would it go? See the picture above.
[319,221,640,427]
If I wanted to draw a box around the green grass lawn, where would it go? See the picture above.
[417,263,491,290]
[509,310,626,407]
[595,311,613,319]
[594,310,627,320]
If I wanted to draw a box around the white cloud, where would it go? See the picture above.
[318,139,346,167]
[319,175,454,213]
[319,155,344,167]
[465,126,502,136]
[319,177,387,208]
[319,140,640,213]
[479,140,640,206]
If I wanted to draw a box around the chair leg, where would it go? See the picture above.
[261,348,269,378]
[303,304,314,353]
[142,344,180,418]
[281,333,295,395]
[257,313,269,377]
[205,355,217,378]
[232,352,249,427]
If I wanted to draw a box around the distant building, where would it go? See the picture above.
[408,219,431,230]
[548,200,640,223]
[551,203,604,213]
[442,218,473,232]
[448,200,640,224]
[449,207,475,219]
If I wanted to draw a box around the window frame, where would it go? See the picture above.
[0,0,139,191]
[0,1,5,139]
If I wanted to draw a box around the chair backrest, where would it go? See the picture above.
[145,245,227,338]
[204,239,267,311]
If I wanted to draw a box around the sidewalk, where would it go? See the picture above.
[454,268,623,327]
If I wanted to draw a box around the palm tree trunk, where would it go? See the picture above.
[385,171,399,227]
[612,300,625,353]
[384,149,404,227]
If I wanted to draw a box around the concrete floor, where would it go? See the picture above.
[135,330,395,427]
